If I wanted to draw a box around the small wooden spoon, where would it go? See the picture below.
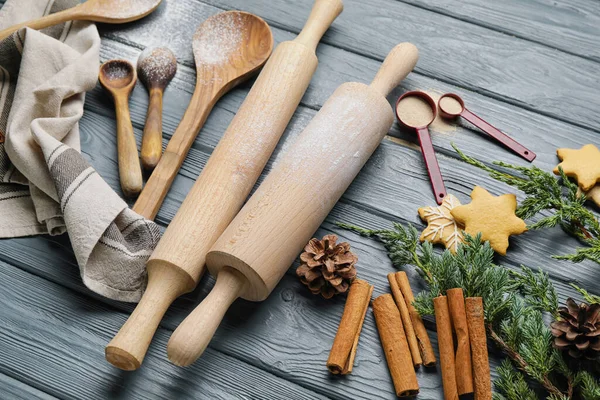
[0,0,162,41]
[99,59,143,198]
[137,47,177,171]
[132,11,273,220]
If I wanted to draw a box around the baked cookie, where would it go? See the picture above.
[450,186,526,255]
[418,194,464,253]
[554,144,600,191]
[578,185,600,208]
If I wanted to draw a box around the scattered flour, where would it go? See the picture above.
[137,47,177,87]
[87,0,161,19]
[193,12,243,66]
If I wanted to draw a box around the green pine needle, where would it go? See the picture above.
[453,144,600,266]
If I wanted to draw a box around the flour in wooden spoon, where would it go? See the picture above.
[193,12,243,66]
[87,0,161,19]
[137,47,177,87]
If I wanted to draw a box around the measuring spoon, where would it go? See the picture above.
[438,93,536,162]
[396,91,447,204]
[99,59,143,198]
[0,0,162,42]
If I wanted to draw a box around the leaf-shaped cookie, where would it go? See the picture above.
[418,194,464,253]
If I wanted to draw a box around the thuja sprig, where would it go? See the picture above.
[570,284,600,305]
[337,222,574,397]
[453,144,600,266]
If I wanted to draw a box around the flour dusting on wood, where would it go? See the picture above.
[87,0,161,19]
[193,12,244,66]
[137,47,177,87]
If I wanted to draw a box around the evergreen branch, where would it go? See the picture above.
[453,144,600,266]
[570,284,600,304]
[510,267,558,316]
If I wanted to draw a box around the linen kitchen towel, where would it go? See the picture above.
[0,0,161,302]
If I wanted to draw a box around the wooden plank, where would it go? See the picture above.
[0,260,328,400]
[396,0,600,62]
[92,31,600,180]
[0,107,597,399]
[0,373,57,400]
[194,0,600,131]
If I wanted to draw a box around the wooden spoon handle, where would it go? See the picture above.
[167,267,247,367]
[140,88,164,171]
[0,7,79,41]
[294,0,344,51]
[115,95,143,197]
[132,86,216,219]
[370,42,419,97]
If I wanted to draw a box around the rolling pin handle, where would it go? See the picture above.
[105,263,195,371]
[167,267,247,366]
[369,43,419,97]
[294,0,344,51]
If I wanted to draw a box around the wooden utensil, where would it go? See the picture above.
[106,0,343,371]
[0,0,162,41]
[99,60,143,198]
[167,42,419,366]
[137,47,177,171]
[131,11,273,220]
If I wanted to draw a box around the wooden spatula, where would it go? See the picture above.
[0,0,162,41]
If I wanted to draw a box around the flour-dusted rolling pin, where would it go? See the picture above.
[167,42,419,366]
[105,0,344,371]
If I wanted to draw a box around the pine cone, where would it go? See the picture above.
[550,298,600,360]
[296,235,358,299]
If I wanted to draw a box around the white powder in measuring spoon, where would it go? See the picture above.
[193,12,244,66]
[396,96,434,127]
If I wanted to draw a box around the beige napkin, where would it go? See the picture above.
[0,0,161,302]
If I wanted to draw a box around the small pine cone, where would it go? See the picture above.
[296,234,358,299]
[550,298,600,361]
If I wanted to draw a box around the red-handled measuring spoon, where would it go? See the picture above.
[438,93,536,162]
[396,91,447,204]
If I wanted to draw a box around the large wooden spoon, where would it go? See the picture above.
[0,0,162,41]
[132,11,274,220]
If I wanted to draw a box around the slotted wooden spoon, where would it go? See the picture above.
[0,0,162,41]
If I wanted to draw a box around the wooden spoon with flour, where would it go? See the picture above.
[0,0,162,41]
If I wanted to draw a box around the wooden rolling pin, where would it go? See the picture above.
[168,42,420,366]
[105,0,344,371]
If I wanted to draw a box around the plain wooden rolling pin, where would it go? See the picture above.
[167,42,420,366]
[105,0,344,371]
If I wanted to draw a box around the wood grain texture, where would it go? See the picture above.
[397,0,600,62]
[1,0,600,397]
[0,373,57,400]
[197,0,600,131]
[0,260,327,400]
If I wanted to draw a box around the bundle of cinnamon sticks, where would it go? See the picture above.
[434,288,492,400]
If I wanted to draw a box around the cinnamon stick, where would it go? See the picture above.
[395,271,436,366]
[373,294,419,397]
[433,295,459,400]
[388,273,422,368]
[447,288,474,397]
[466,297,492,400]
[327,279,373,374]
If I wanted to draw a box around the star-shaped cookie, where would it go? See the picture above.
[418,194,464,253]
[578,185,600,208]
[450,186,527,255]
[554,144,600,191]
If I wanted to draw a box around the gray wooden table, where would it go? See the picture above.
[1,0,599,398]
